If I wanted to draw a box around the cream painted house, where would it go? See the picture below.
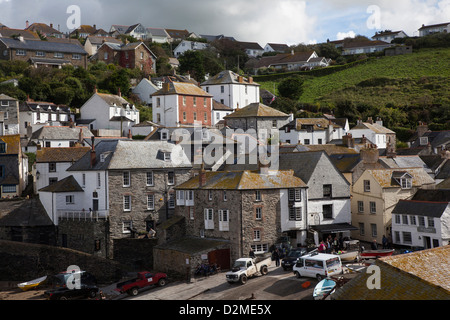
[351,168,435,244]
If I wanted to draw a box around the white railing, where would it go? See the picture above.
[58,210,109,221]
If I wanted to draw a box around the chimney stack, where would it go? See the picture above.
[128,129,132,139]
[26,20,29,29]
[343,133,354,148]
[360,144,379,164]
[118,87,121,97]
[50,23,53,29]
[199,163,206,187]
[90,136,96,168]
[162,82,170,93]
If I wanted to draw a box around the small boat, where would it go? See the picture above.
[346,264,368,273]
[17,276,47,291]
[360,249,394,259]
[336,250,359,262]
[313,278,336,300]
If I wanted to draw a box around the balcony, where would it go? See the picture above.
[58,210,109,221]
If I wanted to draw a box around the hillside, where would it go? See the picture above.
[257,48,450,129]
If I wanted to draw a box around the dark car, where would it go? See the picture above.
[281,248,308,271]
[44,270,99,300]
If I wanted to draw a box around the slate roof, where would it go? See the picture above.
[224,103,289,118]
[254,51,316,68]
[266,43,290,52]
[19,100,71,113]
[411,188,450,202]
[151,82,211,97]
[0,28,39,40]
[213,100,233,111]
[364,168,435,188]
[146,28,169,37]
[36,147,90,163]
[86,36,121,45]
[0,198,53,227]
[175,170,307,190]
[379,155,433,174]
[237,41,263,50]
[0,37,87,54]
[0,94,17,101]
[30,126,94,141]
[419,22,450,30]
[295,118,341,131]
[296,144,358,155]
[39,175,84,193]
[67,140,119,171]
[201,70,259,86]
[107,140,192,169]
[26,23,63,35]
[350,121,395,134]
[94,92,133,108]
[392,199,449,218]
[332,246,450,299]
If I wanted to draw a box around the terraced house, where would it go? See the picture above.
[174,165,308,262]
[0,37,88,69]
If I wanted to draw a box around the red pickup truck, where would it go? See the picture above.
[115,271,168,296]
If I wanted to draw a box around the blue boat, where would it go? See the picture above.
[313,278,336,300]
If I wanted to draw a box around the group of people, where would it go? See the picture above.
[317,235,343,254]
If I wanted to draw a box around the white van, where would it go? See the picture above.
[293,252,342,281]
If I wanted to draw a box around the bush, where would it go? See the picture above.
[277,75,304,100]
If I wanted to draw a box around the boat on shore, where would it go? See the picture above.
[360,249,394,259]
[17,276,47,291]
[336,250,359,262]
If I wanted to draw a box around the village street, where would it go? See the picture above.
[124,265,318,301]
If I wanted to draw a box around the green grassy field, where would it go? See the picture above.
[257,48,450,108]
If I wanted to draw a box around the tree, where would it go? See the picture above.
[277,76,304,100]
[178,50,205,82]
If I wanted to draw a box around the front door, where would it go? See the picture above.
[423,236,431,249]
[92,199,99,212]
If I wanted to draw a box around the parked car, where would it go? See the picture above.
[44,284,99,300]
[44,270,98,300]
[281,247,308,271]
[226,254,271,284]
[293,252,342,281]
[115,271,168,296]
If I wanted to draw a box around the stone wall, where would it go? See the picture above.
[179,188,282,262]
[0,240,127,283]
[57,218,109,258]
[113,238,158,271]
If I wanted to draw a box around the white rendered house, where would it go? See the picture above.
[79,91,139,137]
[201,70,260,111]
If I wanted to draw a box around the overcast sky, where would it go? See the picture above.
[1,0,449,45]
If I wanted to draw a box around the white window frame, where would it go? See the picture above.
[147,194,155,210]
[219,209,229,231]
[123,195,131,211]
[167,171,175,185]
[123,171,130,187]
[253,229,261,241]
[146,171,154,186]
[123,221,132,234]
[358,201,364,213]
[370,201,376,214]
[204,208,214,230]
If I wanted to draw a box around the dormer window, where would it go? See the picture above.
[393,171,413,189]
[419,137,428,146]
[400,177,412,189]
[164,152,171,161]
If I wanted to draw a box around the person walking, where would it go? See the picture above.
[273,248,280,267]
[318,240,326,253]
